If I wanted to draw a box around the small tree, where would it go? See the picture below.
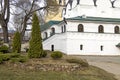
[28,13,43,58]
[12,31,21,53]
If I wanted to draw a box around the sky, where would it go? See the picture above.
[2,0,120,30]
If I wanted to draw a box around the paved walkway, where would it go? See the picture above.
[76,56,120,80]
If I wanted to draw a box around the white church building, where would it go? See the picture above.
[41,0,120,55]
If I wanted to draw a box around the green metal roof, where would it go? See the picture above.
[40,20,62,32]
[66,16,120,23]
[40,16,120,32]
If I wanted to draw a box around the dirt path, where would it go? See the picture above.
[76,56,120,80]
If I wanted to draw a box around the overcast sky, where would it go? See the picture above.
[2,0,120,30]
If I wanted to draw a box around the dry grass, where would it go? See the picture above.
[0,52,117,80]
[0,64,117,80]
[25,51,87,66]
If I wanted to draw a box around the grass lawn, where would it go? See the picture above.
[0,51,117,80]
[0,64,117,80]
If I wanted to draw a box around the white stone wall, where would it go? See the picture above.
[66,32,120,55]
[42,31,120,55]
[42,21,120,55]
[66,21,120,33]
[43,33,67,53]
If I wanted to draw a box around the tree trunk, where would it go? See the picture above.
[2,25,9,43]
[21,18,27,41]
[0,0,10,43]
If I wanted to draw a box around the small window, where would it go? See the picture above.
[98,25,104,33]
[100,45,103,51]
[80,45,83,50]
[61,26,64,33]
[64,25,66,32]
[51,45,54,51]
[114,26,119,33]
[78,24,84,32]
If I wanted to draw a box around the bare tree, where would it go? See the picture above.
[0,0,10,43]
[12,0,59,41]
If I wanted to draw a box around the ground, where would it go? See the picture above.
[78,56,120,80]
[0,53,117,80]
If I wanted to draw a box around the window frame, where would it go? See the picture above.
[98,25,104,33]
[78,24,84,32]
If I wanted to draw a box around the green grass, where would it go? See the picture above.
[0,64,117,80]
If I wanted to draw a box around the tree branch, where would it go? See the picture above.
[29,0,36,13]
[30,6,47,15]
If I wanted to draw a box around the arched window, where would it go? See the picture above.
[51,27,55,35]
[44,32,48,39]
[78,24,84,32]
[98,25,104,33]
[114,26,119,33]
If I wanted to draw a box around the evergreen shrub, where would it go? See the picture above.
[0,53,21,64]
[51,51,63,59]
[0,54,10,64]
[41,50,47,57]
[9,53,20,58]
[0,52,3,54]
[12,31,21,53]
[0,45,9,53]
[0,57,3,64]
[10,56,27,63]
[28,13,43,58]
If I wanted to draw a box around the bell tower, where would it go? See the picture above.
[62,0,120,18]
[45,0,66,21]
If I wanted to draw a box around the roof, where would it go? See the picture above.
[41,20,62,32]
[66,16,120,23]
